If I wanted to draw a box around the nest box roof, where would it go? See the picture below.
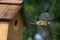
[0,0,27,26]
[0,0,23,20]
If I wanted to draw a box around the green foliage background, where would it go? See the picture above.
[23,0,60,40]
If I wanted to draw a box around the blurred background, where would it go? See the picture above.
[23,0,60,40]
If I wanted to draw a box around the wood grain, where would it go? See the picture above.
[0,4,22,19]
[7,13,23,40]
[0,22,9,40]
[0,0,23,20]
[0,1,23,5]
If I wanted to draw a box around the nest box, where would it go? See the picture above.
[0,0,27,40]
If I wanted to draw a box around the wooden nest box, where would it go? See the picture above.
[0,0,27,40]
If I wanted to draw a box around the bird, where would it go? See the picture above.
[34,33,43,40]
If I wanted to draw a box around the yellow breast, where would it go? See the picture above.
[36,21,48,27]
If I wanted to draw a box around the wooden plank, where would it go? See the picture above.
[0,22,9,40]
[0,0,23,20]
[8,13,23,36]
[0,1,23,5]
[0,4,23,19]
[7,31,22,40]
[20,8,27,26]
[0,5,8,16]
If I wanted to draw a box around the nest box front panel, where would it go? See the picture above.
[7,13,24,40]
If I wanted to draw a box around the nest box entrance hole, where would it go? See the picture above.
[14,20,18,26]
[13,20,18,30]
